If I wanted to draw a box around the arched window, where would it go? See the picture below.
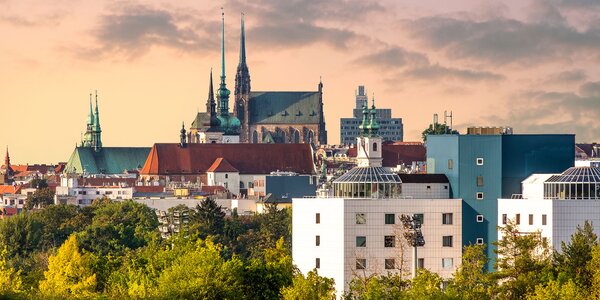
[373,142,378,152]
[293,130,300,143]
[252,130,259,143]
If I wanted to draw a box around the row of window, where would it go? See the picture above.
[352,213,453,225]
[502,213,548,225]
[349,235,454,247]
[314,257,454,270]
[447,157,484,170]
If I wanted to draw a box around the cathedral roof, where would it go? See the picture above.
[140,143,315,175]
[65,147,151,174]
[248,91,321,125]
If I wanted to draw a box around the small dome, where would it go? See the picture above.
[334,166,401,184]
[546,167,600,183]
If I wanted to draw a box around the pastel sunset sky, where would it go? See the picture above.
[2,0,599,163]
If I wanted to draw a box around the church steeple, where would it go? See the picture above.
[235,12,251,95]
[4,147,10,170]
[218,8,231,116]
[92,91,102,151]
[207,69,221,128]
[369,94,380,136]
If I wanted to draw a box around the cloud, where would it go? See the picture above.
[544,70,588,84]
[352,47,429,68]
[79,5,217,59]
[226,0,383,50]
[485,81,600,141]
[401,64,505,82]
[403,5,600,65]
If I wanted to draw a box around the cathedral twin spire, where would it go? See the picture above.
[82,91,102,151]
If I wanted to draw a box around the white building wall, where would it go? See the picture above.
[521,174,555,199]
[401,183,449,199]
[293,197,462,299]
[497,198,554,247]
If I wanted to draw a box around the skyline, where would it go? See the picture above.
[2,0,599,163]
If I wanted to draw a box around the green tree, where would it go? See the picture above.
[344,273,407,300]
[155,240,244,299]
[281,269,336,300]
[526,279,585,300]
[29,178,48,189]
[493,220,552,299]
[192,198,225,237]
[243,238,294,300]
[587,244,600,298]
[554,220,597,289]
[24,187,54,210]
[39,234,97,298]
[422,123,458,141]
[446,244,492,300]
[0,247,23,297]
[406,269,446,299]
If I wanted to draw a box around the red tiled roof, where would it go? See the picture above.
[134,185,165,193]
[207,158,239,173]
[140,143,315,175]
[0,185,21,194]
[11,164,55,174]
[54,163,66,173]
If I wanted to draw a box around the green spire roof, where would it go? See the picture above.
[94,91,101,132]
[358,100,369,135]
[88,93,95,126]
[218,8,231,116]
[369,94,379,136]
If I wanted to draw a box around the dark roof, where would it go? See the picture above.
[140,143,315,175]
[249,91,321,124]
[334,167,402,183]
[207,158,239,173]
[546,167,600,183]
[398,174,449,184]
[576,143,599,158]
[65,147,151,174]
[190,112,210,130]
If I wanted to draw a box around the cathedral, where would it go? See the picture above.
[188,13,327,145]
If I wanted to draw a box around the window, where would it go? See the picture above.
[442,213,453,225]
[516,214,521,225]
[356,259,366,270]
[316,213,320,224]
[316,235,320,246]
[384,236,395,247]
[414,214,424,225]
[385,213,395,225]
[529,214,534,225]
[502,214,507,225]
[444,185,448,190]
[356,213,366,224]
[476,215,484,223]
[476,192,484,200]
[356,236,366,247]
[316,258,320,269]
[427,185,431,190]
[542,214,547,225]
[477,176,484,187]
[448,159,453,170]
[373,142,378,152]
[418,258,425,269]
[443,236,453,247]
[476,158,484,165]
[442,258,454,269]
[225,174,229,179]
[385,259,395,270]
[476,238,484,245]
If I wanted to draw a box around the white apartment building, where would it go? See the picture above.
[498,167,600,252]
[55,175,134,206]
[293,109,461,298]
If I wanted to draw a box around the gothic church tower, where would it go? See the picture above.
[234,13,251,143]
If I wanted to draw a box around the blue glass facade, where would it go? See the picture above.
[427,134,574,268]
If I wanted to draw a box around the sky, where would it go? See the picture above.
[1,0,599,164]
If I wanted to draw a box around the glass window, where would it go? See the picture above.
[316,258,320,269]
[448,159,453,170]
[442,258,454,269]
[529,214,534,225]
[476,215,484,222]
[502,214,507,225]
[316,235,320,246]
[385,259,395,270]
[443,236,453,247]
[477,176,484,187]
[384,236,395,247]
[516,214,521,225]
[414,213,424,225]
[418,258,425,269]
[476,158,484,165]
[442,213,453,225]
[476,238,484,245]
[476,192,484,200]
[356,236,366,247]
[316,213,320,224]
[356,213,366,224]
[385,213,395,224]
[356,259,366,270]
[542,214,547,225]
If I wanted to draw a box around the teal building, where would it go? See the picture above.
[427,133,574,267]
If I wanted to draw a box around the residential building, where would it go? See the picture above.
[294,100,460,298]
[426,132,574,267]
[55,175,135,206]
[340,85,402,145]
[498,166,600,252]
